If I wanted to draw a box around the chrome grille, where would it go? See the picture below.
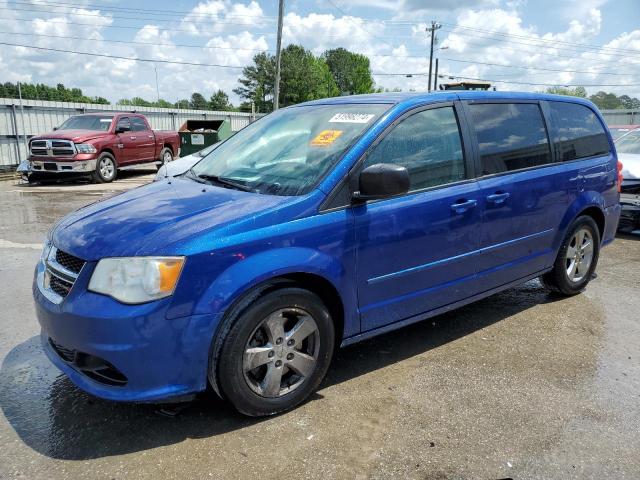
[30,139,76,157]
[39,246,85,304]
[55,249,85,274]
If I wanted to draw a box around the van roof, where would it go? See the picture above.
[298,90,598,109]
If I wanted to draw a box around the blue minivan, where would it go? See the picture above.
[34,91,621,416]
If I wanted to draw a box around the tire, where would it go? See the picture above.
[160,147,173,165]
[213,287,335,417]
[540,215,600,296]
[92,152,117,183]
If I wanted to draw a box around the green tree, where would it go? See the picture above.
[545,86,587,97]
[234,45,342,112]
[209,89,233,111]
[234,51,276,113]
[189,92,208,110]
[323,47,374,95]
[618,95,640,109]
[589,91,622,109]
[279,45,339,106]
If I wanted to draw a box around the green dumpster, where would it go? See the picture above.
[178,119,232,157]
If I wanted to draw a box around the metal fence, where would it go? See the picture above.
[0,98,259,168]
[601,109,639,126]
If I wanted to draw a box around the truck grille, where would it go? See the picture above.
[30,139,76,157]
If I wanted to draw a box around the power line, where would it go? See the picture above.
[0,14,278,35]
[439,26,640,59]
[0,30,274,53]
[0,5,275,26]
[440,22,640,56]
[7,0,278,20]
[435,72,640,87]
[440,57,639,76]
[0,41,246,68]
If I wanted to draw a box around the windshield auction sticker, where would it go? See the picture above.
[328,113,375,124]
[311,130,343,146]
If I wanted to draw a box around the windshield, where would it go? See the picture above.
[616,130,640,154]
[190,103,390,196]
[59,116,114,131]
[609,127,635,140]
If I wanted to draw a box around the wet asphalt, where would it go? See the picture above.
[0,171,638,479]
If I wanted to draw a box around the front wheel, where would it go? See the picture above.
[540,215,600,295]
[213,287,335,416]
[92,152,117,183]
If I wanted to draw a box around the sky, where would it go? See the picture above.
[1,0,640,105]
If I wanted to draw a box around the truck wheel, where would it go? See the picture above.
[92,153,117,183]
[212,287,335,417]
[160,147,173,165]
[540,215,600,296]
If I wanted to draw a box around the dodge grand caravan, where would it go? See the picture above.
[34,91,621,416]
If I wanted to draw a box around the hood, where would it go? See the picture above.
[619,153,640,180]
[32,129,107,143]
[52,178,296,261]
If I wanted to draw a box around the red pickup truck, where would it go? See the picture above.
[28,113,180,183]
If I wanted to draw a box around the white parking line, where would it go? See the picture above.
[0,239,42,249]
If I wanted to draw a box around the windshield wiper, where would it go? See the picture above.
[192,172,255,192]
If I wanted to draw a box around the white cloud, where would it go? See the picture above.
[1,0,639,105]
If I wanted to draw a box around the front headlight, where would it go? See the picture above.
[88,257,185,304]
[75,143,97,154]
[40,239,53,263]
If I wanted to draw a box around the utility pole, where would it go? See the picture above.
[434,58,439,91]
[17,81,28,154]
[273,0,285,111]
[426,21,441,92]
[154,65,160,103]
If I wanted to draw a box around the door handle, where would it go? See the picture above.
[450,199,477,214]
[129,136,137,140]
[148,135,154,139]
[486,192,511,204]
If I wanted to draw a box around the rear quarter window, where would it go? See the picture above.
[548,102,610,161]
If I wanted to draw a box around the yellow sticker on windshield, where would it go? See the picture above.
[311,129,343,147]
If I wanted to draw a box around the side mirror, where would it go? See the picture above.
[52,126,58,131]
[353,163,410,201]
[115,124,130,134]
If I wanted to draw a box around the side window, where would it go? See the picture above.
[131,117,149,132]
[469,103,552,175]
[116,117,130,132]
[363,106,466,191]
[548,102,610,161]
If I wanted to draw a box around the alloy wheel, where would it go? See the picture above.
[565,227,594,282]
[243,308,320,398]
[100,157,115,180]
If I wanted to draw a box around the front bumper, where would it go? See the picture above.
[30,158,97,174]
[619,193,640,233]
[33,259,219,402]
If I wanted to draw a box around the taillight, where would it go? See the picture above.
[617,160,624,193]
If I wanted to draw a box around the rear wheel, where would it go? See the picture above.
[213,287,335,417]
[92,152,117,183]
[540,215,600,295]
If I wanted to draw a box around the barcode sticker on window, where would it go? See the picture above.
[328,113,375,124]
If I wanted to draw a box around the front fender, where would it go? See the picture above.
[193,246,345,321]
